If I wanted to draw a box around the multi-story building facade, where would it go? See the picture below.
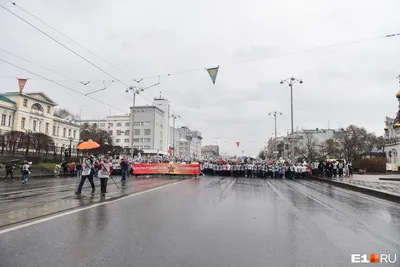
[152,96,170,152]
[267,128,336,160]
[201,145,219,157]
[178,126,202,159]
[82,105,167,154]
[1,92,80,149]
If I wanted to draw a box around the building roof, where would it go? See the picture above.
[4,92,58,105]
[0,95,16,104]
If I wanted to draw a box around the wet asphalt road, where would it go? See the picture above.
[1,176,399,267]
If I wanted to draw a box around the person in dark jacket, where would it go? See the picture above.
[4,161,15,181]
[120,159,128,182]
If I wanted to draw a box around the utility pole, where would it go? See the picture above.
[126,86,144,158]
[268,111,282,139]
[171,114,180,157]
[280,77,303,134]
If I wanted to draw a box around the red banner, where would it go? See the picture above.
[18,78,28,93]
[133,164,200,175]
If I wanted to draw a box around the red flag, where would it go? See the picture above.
[168,147,172,156]
[18,78,28,93]
[236,141,240,147]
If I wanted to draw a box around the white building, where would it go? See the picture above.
[82,115,131,151]
[178,126,202,159]
[384,90,400,164]
[152,96,171,152]
[267,128,336,160]
[81,105,167,154]
[1,92,80,150]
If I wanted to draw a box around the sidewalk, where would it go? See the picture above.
[309,174,400,203]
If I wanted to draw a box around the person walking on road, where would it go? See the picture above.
[99,157,113,196]
[21,161,31,184]
[54,163,61,177]
[4,161,15,182]
[75,154,95,195]
[120,158,128,182]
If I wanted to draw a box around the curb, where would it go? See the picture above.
[308,176,400,203]
[379,178,400,181]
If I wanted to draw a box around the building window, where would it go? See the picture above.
[68,129,71,136]
[116,123,122,127]
[21,117,26,129]
[134,129,140,135]
[116,139,120,143]
[133,138,139,142]
[144,129,151,135]
[1,114,6,126]
[117,130,122,136]
[124,138,129,143]
[53,126,56,135]
[144,145,150,149]
[108,123,113,127]
[73,130,76,138]
[8,115,11,127]
[125,122,130,127]
[125,130,130,136]
[47,106,51,113]
[108,130,113,135]
[142,121,151,126]
[134,122,140,126]
[57,126,59,136]
[23,99,28,107]
[100,123,105,127]
[33,120,37,131]
[45,123,49,134]
[63,128,66,137]
[144,138,151,143]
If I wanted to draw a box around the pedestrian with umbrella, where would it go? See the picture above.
[75,153,95,195]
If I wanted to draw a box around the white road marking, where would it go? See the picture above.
[0,178,191,235]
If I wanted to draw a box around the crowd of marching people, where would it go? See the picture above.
[200,161,310,179]
[199,159,353,180]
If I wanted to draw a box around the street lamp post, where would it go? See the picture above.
[68,137,74,157]
[171,114,180,157]
[126,86,144,158]
[280,77,303,134]
[268,111,282,139]
[25,130,31,156]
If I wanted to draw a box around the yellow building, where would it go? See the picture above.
[1,92,80,149]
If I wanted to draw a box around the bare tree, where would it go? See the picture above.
[54,108,79,120]
[295,131,320,160]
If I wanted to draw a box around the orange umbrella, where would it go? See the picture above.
[77,140,100,150]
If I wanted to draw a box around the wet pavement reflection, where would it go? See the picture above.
[0,176,399,267]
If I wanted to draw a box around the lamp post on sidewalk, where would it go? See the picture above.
[280,77,303,134]
[171,114,180,157]
[268,111,282,139]
[68,137,74,157]
[126,86,144,158]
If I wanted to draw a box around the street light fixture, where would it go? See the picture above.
[268,111,283,139]
[126,86,144,158]
[280,77,303,134]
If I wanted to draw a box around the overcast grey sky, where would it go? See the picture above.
[1,0,400,156]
